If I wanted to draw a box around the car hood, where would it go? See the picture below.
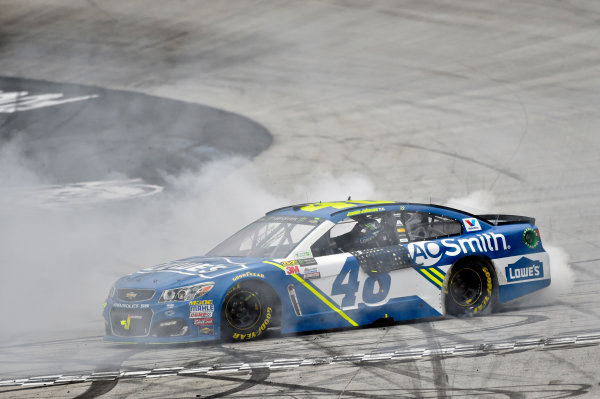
[115,256,265,290]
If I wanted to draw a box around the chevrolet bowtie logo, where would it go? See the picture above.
[126,291,138,299]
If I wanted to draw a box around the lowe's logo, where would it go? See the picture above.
[506,257,543,282]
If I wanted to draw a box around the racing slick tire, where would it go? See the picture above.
[444,258,495,317]
[221,282,275,341]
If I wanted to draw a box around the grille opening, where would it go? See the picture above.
[117,289,155,302]
[152,319,190,337]
[110,307,153,337]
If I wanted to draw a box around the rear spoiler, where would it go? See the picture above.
[478,214,535,226]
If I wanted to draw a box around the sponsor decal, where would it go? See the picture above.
[463,218,482,232]
[281,260,299,266]
[523,228,540,249]
[199,326,214,335]
[119,314,143,330]
[190,304,215,313]
[190,311,213,318]
[121,316,131,330]
[300,201,394,212]
[232,272,265,281]
[347,207,385,216]
[285,264,300,275]
[295,251,312,259]
[298,258,317,267]
[189,299,213,306]
[408,233,508,266]
[193,318,214,326]
[302,267,321,280]
[293,216,321,225]
[113,303,150,309]
[408,241,443,267]
[266,215,310,224]
[505,257,543,282]
[0,90,99,113]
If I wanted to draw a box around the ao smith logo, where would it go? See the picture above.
[408,233,508,266]
[505,257,543,282]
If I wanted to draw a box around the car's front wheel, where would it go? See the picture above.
[444,259,495,317]
[221,282,274,341]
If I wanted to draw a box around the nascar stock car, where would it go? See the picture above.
[103,200,550,343]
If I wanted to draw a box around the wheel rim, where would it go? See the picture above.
[449,268,483,307]
[225,290,262,330]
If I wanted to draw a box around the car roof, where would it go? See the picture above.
[266,200,480,223]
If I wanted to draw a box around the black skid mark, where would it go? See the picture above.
[186,371,383,398]
[199,367,270,399]
[73,348,140,399]
[182,342,279,371]
[362,361,437,388]
[362,361,427,399]
[412,313,549,346]
[398,142,523,182]
[419,322,450,399]
[74,379,119,399]
[182,372,593,398]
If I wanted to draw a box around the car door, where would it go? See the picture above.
[304,210,463,323]
[306,212,410,313]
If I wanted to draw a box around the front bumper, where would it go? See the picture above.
[102,299,219,343]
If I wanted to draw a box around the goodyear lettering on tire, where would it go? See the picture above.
[232,307,272,340]
[473,267,493,315]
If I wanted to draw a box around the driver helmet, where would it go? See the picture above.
[353,218,383,247]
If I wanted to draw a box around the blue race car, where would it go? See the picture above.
[103,201,550,343]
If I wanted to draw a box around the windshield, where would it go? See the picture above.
[207,215,322,258]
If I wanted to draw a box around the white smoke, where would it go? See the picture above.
[445,190,496,214]
[509,244,575,307]
[0,149,379,342]
[447,191,576,307]
[0,134,43,187]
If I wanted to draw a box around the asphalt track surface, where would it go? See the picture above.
[1,0,600,398]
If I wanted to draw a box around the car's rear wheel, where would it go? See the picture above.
[445,259,494,317]
[221,282,274,341]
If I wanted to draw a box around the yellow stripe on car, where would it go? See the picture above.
[420,269,443,287]
[300,200,394,212]
[263,261,358,327]
[429,267,446,280]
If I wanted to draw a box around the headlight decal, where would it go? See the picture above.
[159,282,214,302]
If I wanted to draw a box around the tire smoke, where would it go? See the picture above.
[447,191,576,307]
[0,150,379,343]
